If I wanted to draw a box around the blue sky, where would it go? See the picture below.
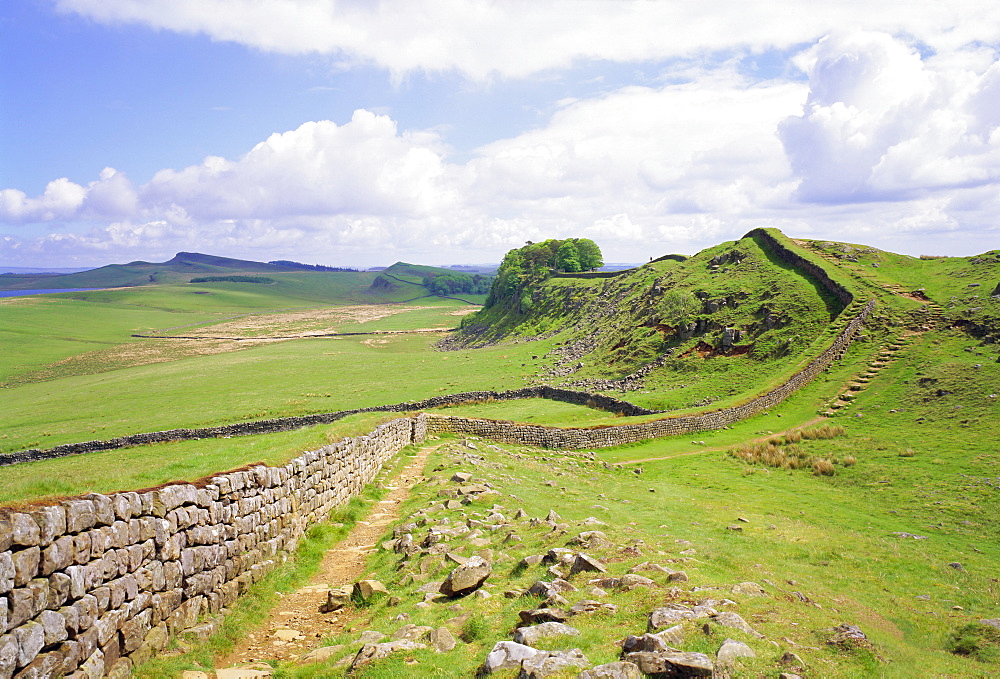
[2,1,999,267]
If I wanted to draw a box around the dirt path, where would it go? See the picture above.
[215,446,433,670]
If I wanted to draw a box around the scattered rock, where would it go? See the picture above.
[441,556,492,597]
[570,599,618,615]
[482,641,544,674]
[350,640,427,670]
[296,645,345,665]
[428,626,457,652]
[716,638,756,667]
[780,651,804,667]
[621,633,679,655]
[519,608,569,625]
[827,623,883,659]
[578,661,641,679]
[730,581,767,597]
[352,580,388,604]
[513,621,581,646]
[358,630,386,644]
[320,586,353,613]
[518,648,590,678]
[624,651,713,677]
[711,612,764,638]
[948,562,965,571]
[570,554,607,575]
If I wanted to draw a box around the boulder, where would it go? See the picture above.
[320,586,352,613]
[350,640,426,670]
[440,556,491,597]
[716,638,756,667]
[570,554,607,576]
[482,641,543,674]
[428,627,456,652]
[296,645,345,665]
[518,648,590,678]
[519,608,569,625]
[730,582,767,597]
[648,605,695,630]
[621,633,678,655]
[624,651,713,677]
[352,580,388,604]
[579,661,641,679]
[711,611,764,638]
[513,621,580,647]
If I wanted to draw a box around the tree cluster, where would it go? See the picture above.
[485,238,603,310]
[422,273,493,296]
[268,260,359,272]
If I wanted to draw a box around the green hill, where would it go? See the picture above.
[0,251,350,291]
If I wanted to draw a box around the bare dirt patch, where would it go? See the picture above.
[216,446,433,670]
[171,305,427,339]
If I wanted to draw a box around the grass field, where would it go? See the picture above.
[2,236,999,677]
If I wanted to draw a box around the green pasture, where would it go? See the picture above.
[0,413,401,507]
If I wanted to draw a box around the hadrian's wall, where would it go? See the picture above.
[424,298,875,448]
[1,386,654,468]
[0,417,421,679]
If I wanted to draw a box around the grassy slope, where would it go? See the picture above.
[459,233,854,413]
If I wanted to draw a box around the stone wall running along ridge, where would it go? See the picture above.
[0,417,421,678]
[423,298,875,448]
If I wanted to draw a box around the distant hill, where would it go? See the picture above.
[0,252,345,291]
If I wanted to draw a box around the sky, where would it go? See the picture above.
[2,1,1000,268]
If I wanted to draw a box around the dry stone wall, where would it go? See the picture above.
[424,298,875,448]
[2,386,652,467]
[0,417,420,678]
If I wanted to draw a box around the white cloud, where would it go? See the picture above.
[0,178,87,223]
[56,0,1000,81]
[780,32,1000,202]
[5,32,1000,266]
[141,111,453,220]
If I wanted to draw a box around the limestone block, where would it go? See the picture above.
[0,594,6,635]
[92,586,111,615]
[105,657,131,679]
[11,548,40,588]
[88,526,109,557]
[47,571,71,610]
[14,620,45,668]
[120,608,152,653]
[40,535,75,576]
[9,515,39,548]
[0,633,17,678]
[10,649,64,678]
[0,552,13,595]
[59,605,80,636]
[76,647,104,679]
[0,519,11,553]
[57,639,81,675]
[28,506,66,547]
[84,495,114,527]
[109,521,130,549]
[73,595,98,632]
[38,609,68,646]
[72,532,91,565]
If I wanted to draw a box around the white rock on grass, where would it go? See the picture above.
[716,638,756,667]
[513,621,581,646]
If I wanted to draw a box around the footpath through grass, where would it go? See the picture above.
[193,422,1000,678]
